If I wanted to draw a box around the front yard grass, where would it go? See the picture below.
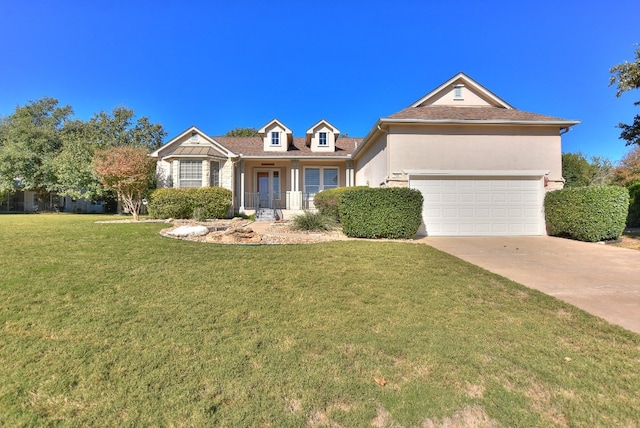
[1,214,639,426]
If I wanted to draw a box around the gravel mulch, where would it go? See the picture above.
[158,219,349,245]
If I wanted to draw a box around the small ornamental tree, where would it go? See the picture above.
[93,146,156,221]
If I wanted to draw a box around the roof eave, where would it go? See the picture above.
[239,154,352,160]
[380,118,581,127]
[351,119,384,159]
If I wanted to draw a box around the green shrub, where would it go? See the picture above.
[314,186,368,221]
[626,182,640,227]
[147,187,232,220]
[290,210,337,232]
[339,187,423,239]
[544,186,629,242]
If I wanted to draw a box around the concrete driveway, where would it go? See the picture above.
[423,236,640,334]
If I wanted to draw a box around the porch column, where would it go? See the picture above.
[291,160,299,192]
[346,160,354,187]
[239,159,245,211]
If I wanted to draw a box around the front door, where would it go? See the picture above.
[256,170,280,208]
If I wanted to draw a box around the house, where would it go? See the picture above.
[0,186,104,213]
[151,72,579,236]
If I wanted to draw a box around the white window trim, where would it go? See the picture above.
[318,132,328,146]
[271,131,280,146]
[179,160,203,188]
[210,160,220,187]
[303,166,340,195]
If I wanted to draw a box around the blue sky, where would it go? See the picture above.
[1,0,638,162]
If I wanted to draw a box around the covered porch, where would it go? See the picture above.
[234,158,354,213]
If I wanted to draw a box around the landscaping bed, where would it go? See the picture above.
[159,219,349,245]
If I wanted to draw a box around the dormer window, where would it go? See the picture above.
[453,84,464,100]
[190,131,199,143]
[271,131,280,146]
[319,132,328,146]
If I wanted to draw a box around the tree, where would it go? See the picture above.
[88,107,166,150]
[93,146,156,221]
[613,145,640,186]
[562,152,613,187]
[0,98,72,207]
[225,127,259,137]
[610,47,640,146]
[52,107,166,201]
[53,119,103,200]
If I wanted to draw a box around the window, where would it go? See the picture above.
[210,161,220,187]
[318,132,327,146]
[179,160,202,188]
[271,131,280,146]
[304,167,339,195]
[323,168,338,189]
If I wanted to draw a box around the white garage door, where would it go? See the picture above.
[410,177,544,236]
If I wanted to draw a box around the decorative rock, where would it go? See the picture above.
[168,225,209,237]
[205,227,262,244]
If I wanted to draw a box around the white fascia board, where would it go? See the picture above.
[409,72,514,109]
[258,118,292,135]
[405,170,550,177]
[306,119,340,135]
[150,126,236,158]
[351,119,384,158]
[163,154,228,161]
[239,155,352,160]
[382,118,581,127]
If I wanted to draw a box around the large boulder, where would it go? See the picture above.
[168,225,210,238]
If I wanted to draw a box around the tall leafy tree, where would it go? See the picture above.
[0,98,72,206]
[53,107,166,201]
[53,119,103,200]
[610,47,640,146]
[93,146,156,221]
[613,146,640,186]
[562,152,613,187]
[88,107,166,150]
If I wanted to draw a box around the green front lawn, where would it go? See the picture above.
[1,214,639,426]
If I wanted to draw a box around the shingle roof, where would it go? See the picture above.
[386,105,576,123]
[213,136,360,157]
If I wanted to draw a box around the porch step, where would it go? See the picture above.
[255,208,276,222]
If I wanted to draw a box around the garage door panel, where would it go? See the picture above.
[492,208,507,217]
[442,193,459,203]
[411,177,543,236]
[475,193,491,203]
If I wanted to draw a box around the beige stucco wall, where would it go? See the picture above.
[428,85,492,107]
[354,133,388,187]
[307,123,336,152]
[262,123,290,152]
[385,124,563,185]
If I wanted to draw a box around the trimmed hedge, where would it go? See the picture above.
[314,186,369,220]
[339,187,423,239]
[544,186,629,242]
[147,187,232,219]
[626,182,640,227]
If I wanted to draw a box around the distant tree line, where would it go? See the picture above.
[0,97,166,215]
